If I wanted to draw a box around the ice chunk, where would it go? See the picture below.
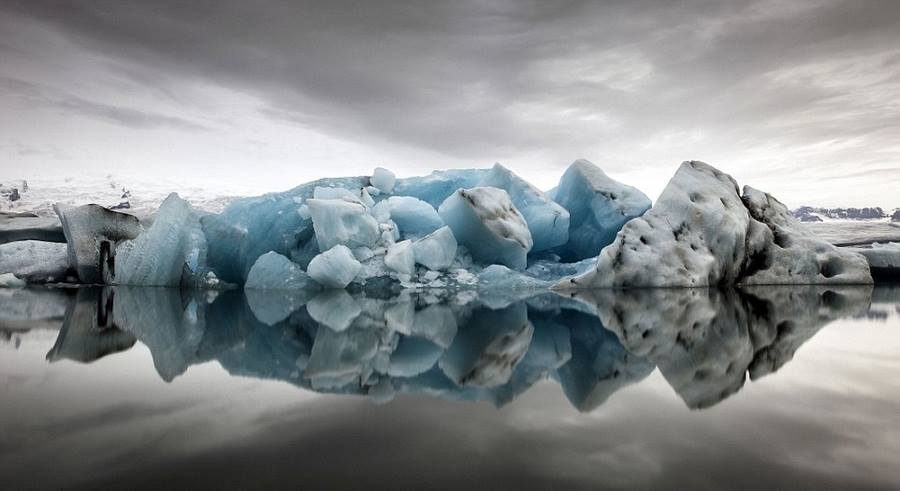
[370,167,396,194]
[438,187,533,270]
[307,245,362,288]
[384,240,415,275]
[0,272,25,288]
[245,251,318,291]
[307,198,380,251]
[0,240,70,283]
[54,203,143,284]
[560,161,873,288]
[412,226,458,271]
[552,159,651,261]
[478,163,569,252]
[848,242,900,281]
[115,193,207,287]
[306,289,361,331]
[371,196,443,238]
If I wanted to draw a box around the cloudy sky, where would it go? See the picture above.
[1,0,898,207]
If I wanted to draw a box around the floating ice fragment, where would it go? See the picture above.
[371,196,443,238]
[245,251,318,291]
[307,198,380,251]
[307,245,362,288]
[384,240,415,275]
[54,203,142,284]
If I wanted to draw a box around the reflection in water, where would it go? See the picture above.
[3,284,875,411]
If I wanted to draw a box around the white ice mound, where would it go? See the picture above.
[478,163,569,252]
[552,159,651,261]
[371,196,443,238]
[54,203,142,284]
[0,240,69,283]
[370,167,396,194]
[438,187,533,270]
[307,244,362,288]
[412,226,458,271]
[115,194,207,287]
[559,161,873,288]
[245,251,318,291]
[307,198,381,251]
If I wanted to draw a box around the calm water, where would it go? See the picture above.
[1,285,899,490]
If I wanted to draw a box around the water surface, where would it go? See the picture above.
[1,285,899,490]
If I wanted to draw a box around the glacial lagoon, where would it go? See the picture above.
[2,285,900,489]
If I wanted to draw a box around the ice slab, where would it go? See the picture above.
[371,196,443,238]
[412,226,457,271]
[307,198,381,251]
[384,240,415,275]
[115,193,207,287]
[307,245,362,288]
[552,159,651,261]
[0,240,70,283]
[478,163,569,252]
[438,187,533,270]
[54,203,143,284]
[245,251,318,291]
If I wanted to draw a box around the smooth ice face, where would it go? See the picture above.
[54,203,142,284]
[438,187,533,270]
[370,167,396,194]
[412,226,457,271]
[552,159,651,261]
[384,240,415,275]
[307,244,362,288]
[478,163,569,252]
[0,240,69,283]
[245,251,318,291]
[561,161,873,288]
[307,198,381,251]
[115,194,207,287]
[371,196,443,238]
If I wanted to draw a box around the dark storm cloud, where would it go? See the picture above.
[3,0,899,165]
[0,75,208,131]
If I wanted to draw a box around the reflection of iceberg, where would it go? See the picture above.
[46,289,136,363]
[572,285,872,408]
[40,284,874,411]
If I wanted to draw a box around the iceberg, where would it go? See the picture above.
[115,193,207,287]
[559,161,873,288]
[245,251,318,291]
[438,187,533,270]
[307,245,362,288]
[54,203,143,284]
[478,163,569,252]
[552,159,651,261]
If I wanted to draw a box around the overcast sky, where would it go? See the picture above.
[1,0,898,207]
